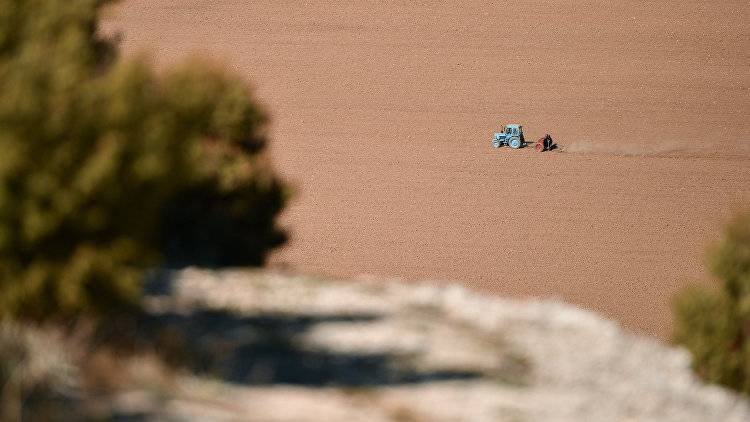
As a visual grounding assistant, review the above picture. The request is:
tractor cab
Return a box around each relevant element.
[505,124,521,136]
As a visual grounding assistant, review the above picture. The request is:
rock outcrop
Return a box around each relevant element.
[123,268,748,421]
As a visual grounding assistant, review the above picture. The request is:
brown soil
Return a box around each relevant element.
[105,0,750,338]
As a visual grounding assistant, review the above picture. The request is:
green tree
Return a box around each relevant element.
[0,0,287,319]
[674,212,750,393]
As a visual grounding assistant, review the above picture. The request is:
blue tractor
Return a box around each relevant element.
[492,124,525,149]
[492,124,556,152]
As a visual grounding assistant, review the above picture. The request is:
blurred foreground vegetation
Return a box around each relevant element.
[674,212,750,394]
[0,0,287,320]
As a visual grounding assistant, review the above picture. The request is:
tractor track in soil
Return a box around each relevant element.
[105,0,750,338]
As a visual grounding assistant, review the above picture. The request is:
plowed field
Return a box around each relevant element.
[106,0,750,337]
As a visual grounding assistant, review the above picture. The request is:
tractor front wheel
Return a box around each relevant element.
[492,140,501,148]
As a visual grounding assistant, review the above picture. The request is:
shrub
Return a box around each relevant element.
[674,212,750,393]
[0,0,287,320]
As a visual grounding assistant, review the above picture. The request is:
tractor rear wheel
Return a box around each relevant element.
[509,138,522,149]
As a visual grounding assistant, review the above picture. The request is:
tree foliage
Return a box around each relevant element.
[0,0,287,319]
[674,212,750,393]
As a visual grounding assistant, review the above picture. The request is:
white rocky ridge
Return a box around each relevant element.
[132,268,748,421]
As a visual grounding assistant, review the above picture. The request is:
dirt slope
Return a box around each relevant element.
[104,0,750,337]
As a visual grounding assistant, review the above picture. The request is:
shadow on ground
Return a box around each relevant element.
[128,273,483,387]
